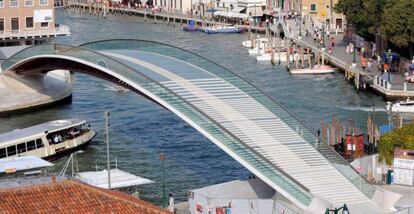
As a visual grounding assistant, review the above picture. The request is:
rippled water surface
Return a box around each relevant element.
[0,11,389,204]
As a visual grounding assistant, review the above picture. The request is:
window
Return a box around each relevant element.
[11,18,19,32]
[35,139,44,149]
[17,143,26,154]
[0,148,6,158]
[40,22,48,28]
[0,18,4,32]
[25,0,33,6]
[0,0,4,8]
[39,0,47,5]
[10,0,18,7]
[310,4,317,12]
[27,140,36,151]
[7,145,16,156]
[26,17,33,28]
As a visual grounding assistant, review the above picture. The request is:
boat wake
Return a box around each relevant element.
[337,105,387,112]
[102,84,129,92]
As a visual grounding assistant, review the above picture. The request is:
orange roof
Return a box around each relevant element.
[0,177,171,214]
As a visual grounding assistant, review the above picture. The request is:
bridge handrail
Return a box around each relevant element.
[1,42,313,205]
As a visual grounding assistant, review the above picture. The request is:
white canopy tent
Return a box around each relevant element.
[75,168,154,189]
[214,10,249,19]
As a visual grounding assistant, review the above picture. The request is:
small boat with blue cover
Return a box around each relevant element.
[182,20,200,32]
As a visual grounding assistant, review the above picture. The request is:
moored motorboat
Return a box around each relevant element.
[248,47,265,56]
[289,64,336,75]
[182,24,200,32]
[387,99,414,113]
[242,37,268,48]
[204,26,244,34]
[0,119,96,160]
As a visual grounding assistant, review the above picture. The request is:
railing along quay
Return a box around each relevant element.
[0,26,70,40]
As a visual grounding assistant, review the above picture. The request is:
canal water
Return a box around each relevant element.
[0,11,389,204]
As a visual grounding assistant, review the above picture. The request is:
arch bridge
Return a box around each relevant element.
[0,40,383,213]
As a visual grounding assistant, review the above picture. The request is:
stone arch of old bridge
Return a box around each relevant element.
[1,39,382,213]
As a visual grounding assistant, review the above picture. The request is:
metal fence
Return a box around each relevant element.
[394,207,414,214]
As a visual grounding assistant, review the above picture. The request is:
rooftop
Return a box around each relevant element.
[0,119,86,144]
[0,156,53,173]
[0,176,171,213]
[75,168,154,189]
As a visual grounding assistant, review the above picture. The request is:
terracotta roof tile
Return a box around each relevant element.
[0,177,172,214]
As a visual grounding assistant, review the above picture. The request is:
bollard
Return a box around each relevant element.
[404,82,407,91]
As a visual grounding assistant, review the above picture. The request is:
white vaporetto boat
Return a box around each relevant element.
[387,99,414,113]
[0,119,96,160]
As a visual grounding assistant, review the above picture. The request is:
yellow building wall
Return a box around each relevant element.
[301,0,345,30]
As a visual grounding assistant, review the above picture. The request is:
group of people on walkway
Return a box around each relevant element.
[309,28,336,53]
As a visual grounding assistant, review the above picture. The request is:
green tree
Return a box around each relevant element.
[334,0,363,26]
[362,0,386,35]
[381,0,414,58]
[334,0,370,37]
[379,124,414,165]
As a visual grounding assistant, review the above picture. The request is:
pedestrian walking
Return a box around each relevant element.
[367,59,372,72]
[361,46,366,58]
[384,63,389,73]
[361,57,367,71]
[372,43,377,58]
[331,37,335,47]
[168,193,174,212]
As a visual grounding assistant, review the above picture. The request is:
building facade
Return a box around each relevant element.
[266,0,300,13]
[151,0,192,15]
[301,0,345,31]
[0,0,69,46]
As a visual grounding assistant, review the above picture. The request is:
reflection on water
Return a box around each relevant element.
[0,11,389,204]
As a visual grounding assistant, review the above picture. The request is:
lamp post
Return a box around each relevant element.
[352,44,357,67]
[372,102,376,154]
[104,111,111,189]
[325,204,350,214]
[160,151,166,208]
[322,23,326,49]
[298,5,302,38]
[387,49,392,73]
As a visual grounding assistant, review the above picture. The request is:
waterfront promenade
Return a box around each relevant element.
[282,19,414,99]
[63,2,266,32]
